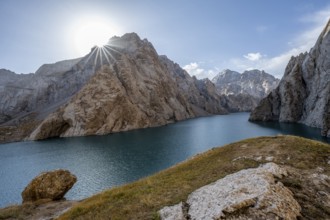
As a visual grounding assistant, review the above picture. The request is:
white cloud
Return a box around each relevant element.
[244,52,263,61]
[183,62,204,75]
[256,25,268,33]
[229,6,330,78]
[184,6,330,80]
[183,62,218,79]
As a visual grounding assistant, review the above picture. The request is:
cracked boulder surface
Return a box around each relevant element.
[159,163,301,220]
[22,169,77,203]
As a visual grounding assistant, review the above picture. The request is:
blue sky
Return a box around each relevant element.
[0,0,329,78]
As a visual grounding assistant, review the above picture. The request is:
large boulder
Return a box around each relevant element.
[159,163,301,220]
[21,169,77,203]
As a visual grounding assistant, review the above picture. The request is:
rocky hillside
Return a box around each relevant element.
[0,33,228,142]
[212,69,279,111]
[250,19,330,137]
[0,56,97,126]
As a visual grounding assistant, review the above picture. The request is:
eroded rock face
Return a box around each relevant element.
[212,69,279,99]
[0,33,229,142]
[160,56,228,115]
[27,33,228,140]
[159,163,301,220]
[0,58,91,126]
[22,170,77,203]
[250,19,330,137]
[220,93,260,112]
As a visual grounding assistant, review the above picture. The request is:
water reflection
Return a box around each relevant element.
[0,113,328,207]
[252,121,329,143]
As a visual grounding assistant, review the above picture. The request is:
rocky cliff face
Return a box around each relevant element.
[35,58,81,76]
[212,69,279,111]
[0,55,100,126]
[250,19,330,137]
[220,93,260,112]
[0,33,228,141]
[160,55,227,115]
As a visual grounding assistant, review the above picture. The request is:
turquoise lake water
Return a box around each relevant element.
[0,112,328,207]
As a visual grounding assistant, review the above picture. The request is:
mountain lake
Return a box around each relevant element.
[0,112,329,207]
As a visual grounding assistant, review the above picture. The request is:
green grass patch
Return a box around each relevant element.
[56,135,330,220]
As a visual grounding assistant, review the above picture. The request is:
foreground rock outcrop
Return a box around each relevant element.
[159,163,301,220]
[212,69,279,111]
[0,33,228,142]
[21,170,76,203]
[250,19,330,137]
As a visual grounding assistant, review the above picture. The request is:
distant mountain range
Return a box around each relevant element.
[212,69,279,99]
[212,69,279,112]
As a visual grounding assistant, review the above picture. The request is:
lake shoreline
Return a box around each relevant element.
[0,113,329,208]
[1,135,329,219]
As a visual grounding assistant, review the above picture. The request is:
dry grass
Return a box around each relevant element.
[54,135,330,220]
[0,200,76,220]
[0,200,48,220]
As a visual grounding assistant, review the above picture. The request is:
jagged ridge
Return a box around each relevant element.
[212,69,279,111]
[0,33,228,142]
[250,19,330,137]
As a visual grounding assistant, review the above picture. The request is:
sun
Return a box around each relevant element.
[72,16,116,56]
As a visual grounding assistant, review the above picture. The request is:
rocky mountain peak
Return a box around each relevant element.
[0,32,229,142]
[242,69,265,77]
[250,19,330,137]
[0,69,17,80]
[212,69,279,98]
[35,58,82,76]
[210,69,279,112]
[120,32,142,42]
[212,69,240,85]
[220,69,240,77]
[106,32,155,55]
[317,18,330,42]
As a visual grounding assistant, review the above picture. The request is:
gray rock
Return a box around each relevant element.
[212,69,279,111]
[220,93,260,112]
[159,163,301,220]
[212,69,279,99]
[159,56,228,115]
[0,55,98,126]
[35,58,81,76]
[159,202,185,220]
[250,19,330,137]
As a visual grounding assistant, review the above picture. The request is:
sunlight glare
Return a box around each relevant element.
[73,17,115,56]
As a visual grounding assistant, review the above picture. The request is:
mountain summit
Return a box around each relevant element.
[212,69,279,111]
[0,33,228,142]
[250,19,330,137]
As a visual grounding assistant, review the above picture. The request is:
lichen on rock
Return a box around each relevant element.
[21,169,77,203]
[159,163,301,220]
